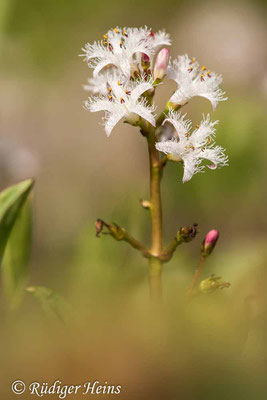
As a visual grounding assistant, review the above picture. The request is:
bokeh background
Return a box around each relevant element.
[0,0,267,398]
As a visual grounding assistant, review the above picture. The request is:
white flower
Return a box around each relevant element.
[83,71,122,95]
[156,111,228,182]
[82,26,171,79]
[168,55,227,110]
[84,75,156,136]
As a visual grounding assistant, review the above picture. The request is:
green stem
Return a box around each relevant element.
[146,130,163,301]
[149,257,162,302]
[100,220,151,258]
[156,103,182,127]
[160,238,182,262]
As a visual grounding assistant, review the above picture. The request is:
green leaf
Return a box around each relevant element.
[0,179,34,263]
[26,286,72,324]
[2,198,33,307]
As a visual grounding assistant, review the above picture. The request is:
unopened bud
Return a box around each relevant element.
[201,229,219,257]
[179,223,198,242]
[95,218,104,237]
[199,275,230,294]
[153,48,169,81]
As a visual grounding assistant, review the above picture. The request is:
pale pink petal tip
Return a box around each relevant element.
[205,229,219,245]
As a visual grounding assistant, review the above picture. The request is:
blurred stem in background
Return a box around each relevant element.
[188,255,205,296]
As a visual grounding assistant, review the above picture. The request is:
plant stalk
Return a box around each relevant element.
[146,129,163,302]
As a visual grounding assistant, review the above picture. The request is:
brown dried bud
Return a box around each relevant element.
[95,218,104,237]
[179,223,198,242]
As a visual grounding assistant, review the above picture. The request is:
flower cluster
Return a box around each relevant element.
[81,26,228,182]
[82,26,171,78]
[156,112,228,182]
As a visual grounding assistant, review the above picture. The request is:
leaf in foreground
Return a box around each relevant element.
[0,179,34,263]
[2,198,33,307]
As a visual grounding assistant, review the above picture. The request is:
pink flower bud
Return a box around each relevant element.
[153,48,169,81]
[201,229,219,257]
[205,229,219,245]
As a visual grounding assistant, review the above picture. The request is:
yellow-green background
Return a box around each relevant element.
[0,0,267,398]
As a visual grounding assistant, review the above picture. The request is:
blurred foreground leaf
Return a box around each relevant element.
[2,198,33,307]
[0,179,34,263]
[26,286,72,324]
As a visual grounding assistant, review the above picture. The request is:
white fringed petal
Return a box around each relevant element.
[168,55,227,110]
[84,75,156,136]
[82,27,171,79]
[156,111,228,182]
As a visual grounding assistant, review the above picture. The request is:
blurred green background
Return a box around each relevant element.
[0,0,267,399]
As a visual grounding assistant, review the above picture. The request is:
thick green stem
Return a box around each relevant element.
[146,130,163,301]
[149,257,162,302]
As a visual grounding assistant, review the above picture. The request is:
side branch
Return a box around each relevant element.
[158,155,169,170]
[156,103,183,127]
[95,219,151,258]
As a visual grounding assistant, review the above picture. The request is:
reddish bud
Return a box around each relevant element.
[153,48,169,81]
[201,229,219,257]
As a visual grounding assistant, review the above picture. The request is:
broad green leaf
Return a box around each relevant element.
[26,286,72,324]
[2,198,33,307]
[0,179,34,263]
